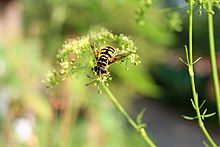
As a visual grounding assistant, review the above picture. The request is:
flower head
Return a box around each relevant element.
[44,28,140,88]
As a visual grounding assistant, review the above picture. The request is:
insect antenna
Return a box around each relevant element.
[87,75,95,79]
[85,79,97,86]
[85,75,97,86]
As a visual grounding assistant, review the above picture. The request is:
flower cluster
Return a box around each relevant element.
[166,12,183,32]
[185,0,220,15]
[44,69,59,88]
[44,28,140,88]
[135,0,153,25]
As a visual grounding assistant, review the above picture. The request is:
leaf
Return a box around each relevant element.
[184,45,190,64]
[193,57,202,64]
[202,109,208,120]
[190,99,196,110]
[136,108,146,125]
[203,141,210,147]
[182,115,198,120]
[136,108,147,130]
[179,57,188,66]
[138,123,147,129]
[199,100,206,109]
[202,109,208,116]
[203,112,216,118]
[201,108,215,120]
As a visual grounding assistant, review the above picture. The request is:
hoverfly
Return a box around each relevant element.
[94,46,116,76]
[86,45,130,86]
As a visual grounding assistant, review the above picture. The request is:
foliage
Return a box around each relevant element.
[3,0,220,146]
[180,0,219,146]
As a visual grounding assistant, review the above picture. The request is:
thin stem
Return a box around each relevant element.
[187,1,217,146]
[189,1,193,65]
[101,83,156,147]
[208,4,220,126]
[190,76,217,147]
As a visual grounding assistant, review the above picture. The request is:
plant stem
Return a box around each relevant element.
[207,4,220,126]
[187,1,217,147]
[101,83,156,147]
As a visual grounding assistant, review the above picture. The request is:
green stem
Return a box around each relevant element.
[101,83,156,147]
[189,1,193,65]
[187,1,217,147]
[190,76,217,147]
[207,4,220,126]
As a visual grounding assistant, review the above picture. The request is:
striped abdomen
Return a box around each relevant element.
[94,46,115,75]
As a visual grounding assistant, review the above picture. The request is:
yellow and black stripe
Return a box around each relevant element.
[94,46,116,75]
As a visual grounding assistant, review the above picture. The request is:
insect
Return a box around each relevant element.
[93,45,116,76]
[86,45,130,86]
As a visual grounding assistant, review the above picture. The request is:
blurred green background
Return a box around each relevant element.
[0,0,220,147]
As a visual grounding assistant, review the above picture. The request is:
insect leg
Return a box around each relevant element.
[85,79,97,86]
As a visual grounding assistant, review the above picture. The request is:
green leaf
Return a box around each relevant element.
[182,115,198,120]
[136,108,146,125]
[190,99,196,110]
[203,141,210,147]
[179,57,188,66]
[193,57,202,64]
[199,100,206,109]
[184,45,190,64]
[202,109,208,120]
[204,112,216,118]
[202,108,208,116]
[138,124,147,129]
